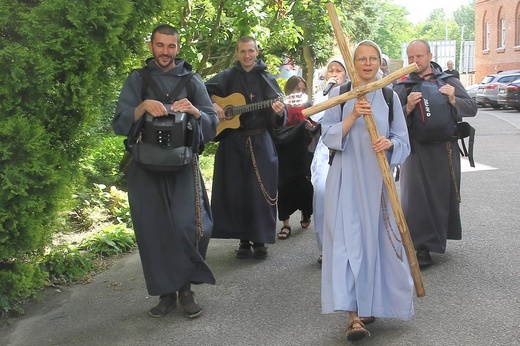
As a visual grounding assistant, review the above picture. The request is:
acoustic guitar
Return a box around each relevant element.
[211,92,308,141]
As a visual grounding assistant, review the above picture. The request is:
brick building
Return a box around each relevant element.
[475,0,520,81]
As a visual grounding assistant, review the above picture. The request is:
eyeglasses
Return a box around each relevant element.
[356,56,380,64]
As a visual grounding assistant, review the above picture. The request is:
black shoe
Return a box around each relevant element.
[148,293,177,318]
[235,242,252,259]
[252,244,268,259]
[416,247,433,268]
[178,290,202,319]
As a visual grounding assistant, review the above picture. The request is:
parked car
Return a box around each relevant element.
[465,84,479,104]
[476,70,520,109]
[497,78,520,112]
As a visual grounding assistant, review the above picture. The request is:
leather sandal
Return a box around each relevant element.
[277,226,292,240]
[345,319,370,341]
[300,218,311,229]
[148,293,177,318]
[179,290,202,319]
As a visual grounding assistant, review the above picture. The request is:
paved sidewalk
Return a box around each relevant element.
[2,110,520,345]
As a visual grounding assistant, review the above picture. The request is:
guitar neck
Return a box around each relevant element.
[232,98,280,116]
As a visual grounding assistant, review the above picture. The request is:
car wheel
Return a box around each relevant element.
[515,106,520,112]
[491,104,501,110]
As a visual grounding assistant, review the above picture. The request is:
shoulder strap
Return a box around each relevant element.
[260,72,282,97]
[382,86,394,123]
[137,67,194,103]
[339,82,351,112]
[457,122,476,167]
[137,67,167,102]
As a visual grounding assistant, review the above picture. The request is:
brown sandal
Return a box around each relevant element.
[345,319,370,341]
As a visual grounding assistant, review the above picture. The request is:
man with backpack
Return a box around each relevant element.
[113,24,218,318]
[394,40,477,268]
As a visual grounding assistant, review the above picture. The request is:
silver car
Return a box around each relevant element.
[465,84,479,103]
[476,71,520,109]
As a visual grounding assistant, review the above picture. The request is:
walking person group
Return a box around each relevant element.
[114,23,476,342]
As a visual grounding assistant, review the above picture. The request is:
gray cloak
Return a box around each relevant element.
[394,63,477,253]
[113,58,218,295]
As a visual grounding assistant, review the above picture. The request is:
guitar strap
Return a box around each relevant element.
[261,72,282,98]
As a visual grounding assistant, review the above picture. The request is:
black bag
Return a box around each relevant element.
[401,73,458,143]
[130,112,198,172]
[123,71,199,172]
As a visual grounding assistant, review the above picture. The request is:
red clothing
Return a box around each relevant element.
[286,105,306,126]
[287,104,317,126]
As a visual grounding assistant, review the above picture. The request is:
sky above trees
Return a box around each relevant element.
[392,0,474,23]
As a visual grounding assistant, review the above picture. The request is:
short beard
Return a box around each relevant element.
[155,55,174,69]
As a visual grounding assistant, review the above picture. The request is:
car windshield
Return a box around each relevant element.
[481,75,495,84]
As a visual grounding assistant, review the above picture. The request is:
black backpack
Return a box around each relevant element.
[400,73,476,167]
[128,67,204,154]
[400,73,457,143]
[120,68,202,173]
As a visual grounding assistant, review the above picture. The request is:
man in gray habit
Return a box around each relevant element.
[113,24,218,318]
[394,39,477,268]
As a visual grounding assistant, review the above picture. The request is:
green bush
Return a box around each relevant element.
[0,0,161,314]
[80,224,135,258]
[80,135,128,190]
[0,260,47,314]
[69,184,131,233]
[40,246,95,285]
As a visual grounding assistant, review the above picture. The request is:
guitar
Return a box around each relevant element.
[211,92,308,140]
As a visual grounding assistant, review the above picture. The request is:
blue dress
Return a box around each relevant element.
[320,87,414,320]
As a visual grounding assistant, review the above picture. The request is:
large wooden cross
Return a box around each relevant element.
[302,3,425,298]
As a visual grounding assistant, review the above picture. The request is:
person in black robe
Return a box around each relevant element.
[113,25,218,318]
[394,40,477,268]
[205,36,286,259]
[445,60,460,79]
[273,75,315,239]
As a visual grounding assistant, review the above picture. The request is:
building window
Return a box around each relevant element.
[485,22,490,50]
[499,18,506,48]
[517,11,520,46]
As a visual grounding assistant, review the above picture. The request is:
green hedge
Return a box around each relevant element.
[0,0,160,314]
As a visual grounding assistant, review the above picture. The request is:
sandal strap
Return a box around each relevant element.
[347,319,365,329]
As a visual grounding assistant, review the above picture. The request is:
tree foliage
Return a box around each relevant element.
[454,1,475,40]
[372,1,415,59]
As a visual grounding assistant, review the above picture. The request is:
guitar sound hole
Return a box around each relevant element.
[224,108,234,120]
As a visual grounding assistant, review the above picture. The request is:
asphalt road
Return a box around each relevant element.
[1,107,519,346]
